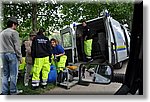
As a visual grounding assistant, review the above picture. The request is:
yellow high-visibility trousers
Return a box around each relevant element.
[32,56,50,86]
[57,55,67,72]
[51,55,67,73]
[84,39,93,57]
[19,57,26,70]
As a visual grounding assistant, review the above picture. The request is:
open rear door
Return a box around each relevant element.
[60,27,76,64]
[109,18,128,62]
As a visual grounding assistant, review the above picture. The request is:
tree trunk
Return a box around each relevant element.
[32,3,37,32]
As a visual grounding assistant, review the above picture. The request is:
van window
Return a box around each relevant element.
[49,34,61,44]
[111,19,126,43]
[62,32,72,48]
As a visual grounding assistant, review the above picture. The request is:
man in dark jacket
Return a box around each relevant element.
[31,28,51,89]
[82,20,93,60]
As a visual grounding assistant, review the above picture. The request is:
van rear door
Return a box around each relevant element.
[60,27,76,64]
[110,18,128,62]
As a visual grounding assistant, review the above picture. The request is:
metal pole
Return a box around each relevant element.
[78,64,83,83]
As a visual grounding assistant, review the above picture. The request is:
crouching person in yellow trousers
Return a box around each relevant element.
[31,28,51,90]
[50,38,67,83]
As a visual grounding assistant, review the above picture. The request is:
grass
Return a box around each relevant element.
[17,72,56,95]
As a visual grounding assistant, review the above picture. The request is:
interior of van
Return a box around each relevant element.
[76,17,109,63]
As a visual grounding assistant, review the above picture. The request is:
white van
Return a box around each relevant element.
[60,11,130,69]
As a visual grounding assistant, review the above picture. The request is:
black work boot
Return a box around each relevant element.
[32,86,39,90]
[41,85,47,89]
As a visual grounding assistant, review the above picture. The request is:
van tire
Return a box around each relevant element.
[114,62,123,69]
[112,73,125,83]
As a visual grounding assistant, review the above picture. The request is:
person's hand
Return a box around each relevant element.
[55,55,60,57]
[84,36,87,40]
[54,56,58,62]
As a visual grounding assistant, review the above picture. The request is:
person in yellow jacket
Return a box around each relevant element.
[31,28,51,89]
[50,38,67,83]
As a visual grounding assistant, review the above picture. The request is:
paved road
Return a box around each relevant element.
[44,61,128,95]
[114,61,128,74]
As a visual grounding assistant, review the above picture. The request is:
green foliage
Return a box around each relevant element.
[104,2,134,26]
[60,2,133,27]
[2,1,134,39]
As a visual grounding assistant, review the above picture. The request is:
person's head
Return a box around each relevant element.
[50,38,58,47]
[7,17,18,30]
[29,31,36,40]
[82,20,87,27]
[37,28,45,35]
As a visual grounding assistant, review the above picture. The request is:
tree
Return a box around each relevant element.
[32,3,38,31]
[2,1,134,39]
[3,2,33,39]
[2,2,61,38]
[59,2,133,28]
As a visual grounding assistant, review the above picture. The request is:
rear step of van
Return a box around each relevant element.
[92,55,105,63]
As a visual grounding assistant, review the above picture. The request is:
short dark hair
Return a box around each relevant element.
[37,28,45,35]
[7,21,17,28]
[81,19,86,23]
[7,17,18,28]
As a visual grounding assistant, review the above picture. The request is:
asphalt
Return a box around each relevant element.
[44,61,128,95]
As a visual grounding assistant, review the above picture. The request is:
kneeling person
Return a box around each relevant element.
[50,38,67,83]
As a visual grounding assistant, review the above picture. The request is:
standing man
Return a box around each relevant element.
[82,20,93,61]
[31,28,51,89]
[24,31,36,86]
[0,17,22,95]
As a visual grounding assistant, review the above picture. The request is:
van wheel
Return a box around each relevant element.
[112,73,125,83]
[114,62,123,69]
